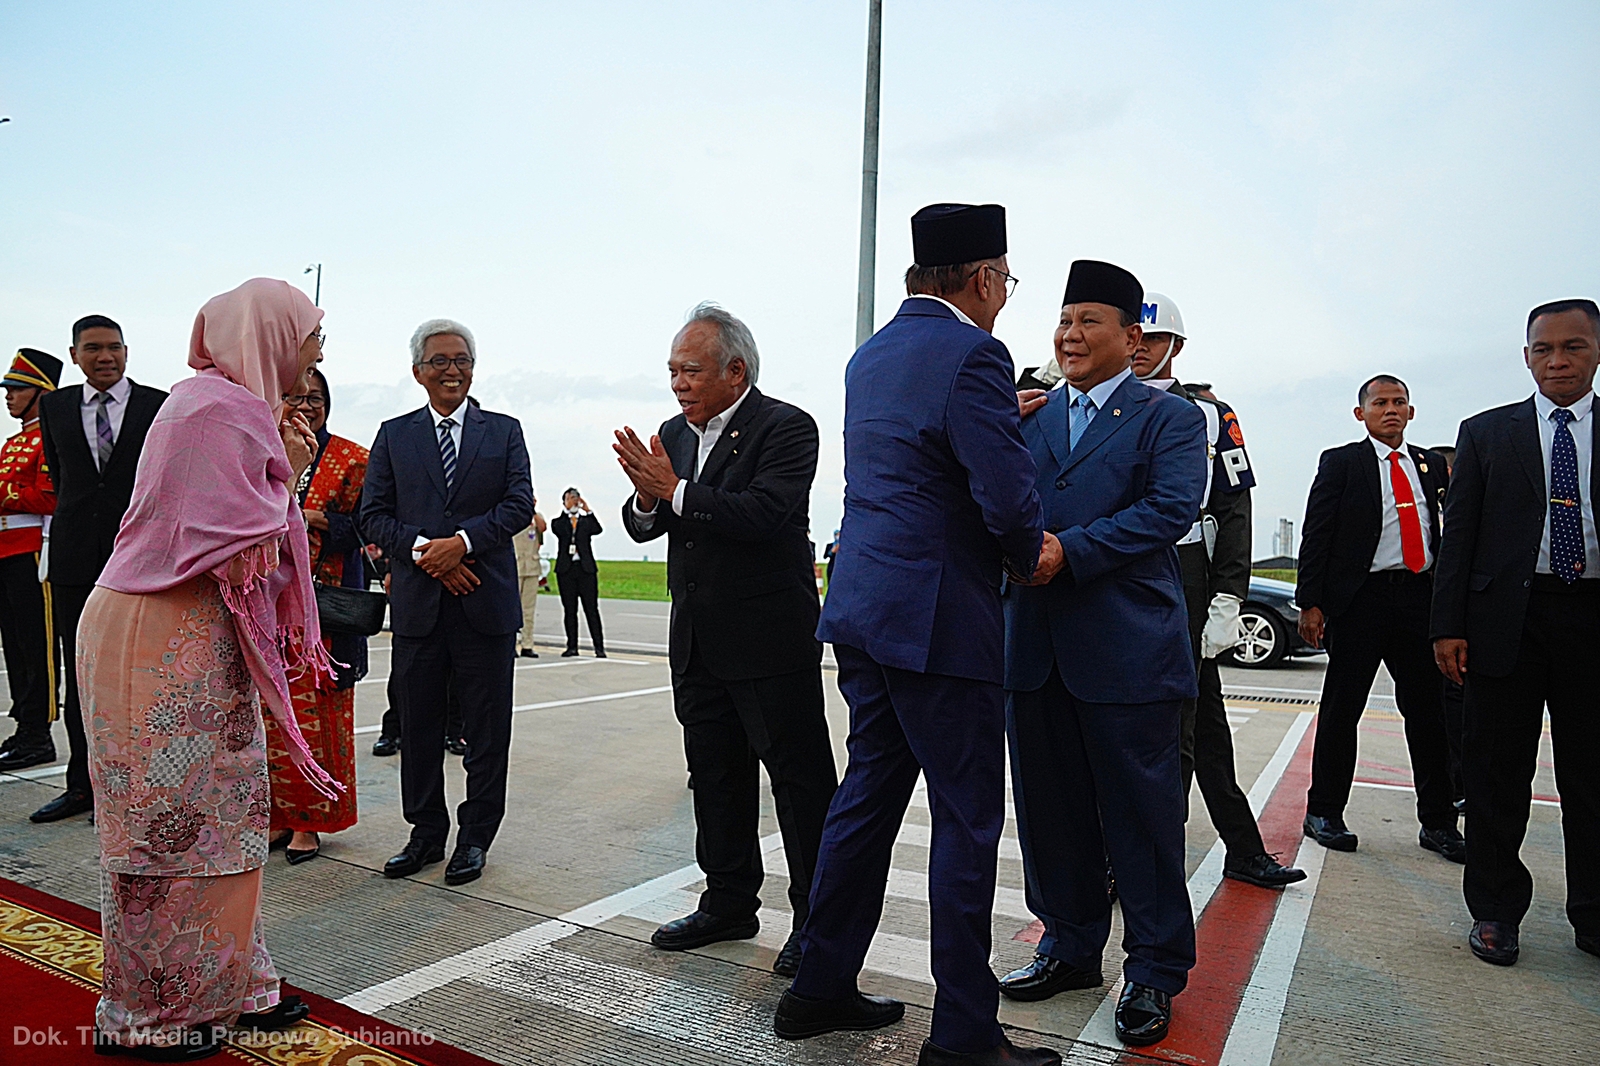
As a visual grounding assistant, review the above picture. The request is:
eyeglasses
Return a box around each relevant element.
[314,331,326,349]
[975,265,1019,298]
[426,354,476,371]
[284,394,327,409]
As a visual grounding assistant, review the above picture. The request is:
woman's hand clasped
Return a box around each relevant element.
[281,411,318,480]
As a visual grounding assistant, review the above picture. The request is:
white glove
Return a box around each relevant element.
[1200,593,1243,660]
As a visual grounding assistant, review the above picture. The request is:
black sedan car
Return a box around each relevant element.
[1224,576,1324,669]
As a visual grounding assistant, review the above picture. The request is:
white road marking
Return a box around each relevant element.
[1064,712,1315,1061]
[1350,778,1560,808]
[355,656,652,685]
[0,763,67,784]
[351,685,674,736]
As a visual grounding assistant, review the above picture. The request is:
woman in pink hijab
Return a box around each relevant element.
[82,278,340,1060]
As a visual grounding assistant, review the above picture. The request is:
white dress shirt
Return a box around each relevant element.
[79,376,133,470]
[633,385,753,527]
[1533,389,1599,577]
[1065,367,1133,435]
[906,293,979,327]
[412,402,472,556]
[1368,436,1433,572]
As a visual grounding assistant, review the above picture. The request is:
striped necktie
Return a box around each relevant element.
[1069,394,1096,452]
[438,417,457,492]
[1549,407,1584,583]
[94,391,115,471]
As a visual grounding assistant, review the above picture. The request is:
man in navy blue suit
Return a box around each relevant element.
[775,203,1065,1066]
[997,261,1206,1049]
[360,319,534,887]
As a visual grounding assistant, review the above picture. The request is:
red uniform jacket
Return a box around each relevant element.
[0,420,56,559]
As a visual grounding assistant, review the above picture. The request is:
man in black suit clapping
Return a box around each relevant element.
[613,302,837,977]
[1296,375,1462,862]
[28,316,166,824]
[361,318,534,886]
[1433,299,1600,967]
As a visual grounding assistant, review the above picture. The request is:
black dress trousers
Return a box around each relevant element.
[50,582,96,794]
[1307,569,1456,829]
[672,639,836,925]
[392,593,516,851]
[558,566,604,653]
[0,553,50,734]
[1463,577,1600,934]
[1177,542,1265,858]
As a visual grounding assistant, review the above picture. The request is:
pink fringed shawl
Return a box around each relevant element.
[98,279,340,798]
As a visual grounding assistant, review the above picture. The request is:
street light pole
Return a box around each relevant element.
[304,263,322,307]
[854,0,883,349]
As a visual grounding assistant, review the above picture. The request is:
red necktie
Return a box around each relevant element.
[1388,451,1427,573]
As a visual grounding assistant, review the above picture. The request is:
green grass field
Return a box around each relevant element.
[542,560,669,602]
[1251,568,1297,583]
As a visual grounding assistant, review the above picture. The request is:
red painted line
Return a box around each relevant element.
[1131,718,1319,1065]
[1015,918,1044,944]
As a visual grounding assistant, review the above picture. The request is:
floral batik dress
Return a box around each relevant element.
[80,572,283,1042]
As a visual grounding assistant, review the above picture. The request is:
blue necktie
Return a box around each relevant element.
[438,417,457,492]
[1069,395,1096,452]
[1550,407,1584,583]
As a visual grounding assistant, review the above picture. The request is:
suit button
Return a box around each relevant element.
[1055,479,1066,490]
[1524,579,1531,588]
[687,581,697,592]
[685,541,694,549]
[97,482,105,489]
[444,510,452,517]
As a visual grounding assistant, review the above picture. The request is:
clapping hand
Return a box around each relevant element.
[613,426,681,510]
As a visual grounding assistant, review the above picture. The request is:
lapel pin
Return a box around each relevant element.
[1113,408,1121,416]
[1420,462,1429,473]
[730,430,739,438]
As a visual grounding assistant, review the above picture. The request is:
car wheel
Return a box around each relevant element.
[1228,607,1287,669]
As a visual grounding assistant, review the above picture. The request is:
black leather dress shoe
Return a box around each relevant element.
[0,733,55,771]
[382,840,445,879]
[519,648,537,658]
[1303,814,1358,852]
[1224,852,1307,889]
[445,735,468,757]
[561,647,579,657]
[773,989,903,1039]
[1419,826,1467,864]
[236,994,311,1030]
[1114,983,1172,1046]
[773,931,803,976]
[998,954,1102,1001]
[371,734,400,757]
[31,788,94,823]
[444,845,487,885]
[917,1034,1062,1065]
[594,648,607,658]
[1576,932,1600,959]
[1470,920,1519,966]
[651,909,759,951]
[94,1026,220,1060]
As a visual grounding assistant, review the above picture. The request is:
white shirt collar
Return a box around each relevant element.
[428,401,467,427]
[1068,366,1133,411]
[1368,435,1410,460]
[1534,388,1595,423]
[1146,377,1180,392]
[82,376,132,406]
[688,384,752,439]
[907,294,978,328]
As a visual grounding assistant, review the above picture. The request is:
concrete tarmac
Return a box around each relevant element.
[2,597,1595,1064]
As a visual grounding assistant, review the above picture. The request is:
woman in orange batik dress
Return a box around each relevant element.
[266,366,368,864]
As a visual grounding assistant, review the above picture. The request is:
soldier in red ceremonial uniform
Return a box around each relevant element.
[0,349,63,772]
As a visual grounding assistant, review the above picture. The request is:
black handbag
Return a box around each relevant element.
[310,527,387,637]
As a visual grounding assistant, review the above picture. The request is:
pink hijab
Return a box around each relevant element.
[99,278,340,797]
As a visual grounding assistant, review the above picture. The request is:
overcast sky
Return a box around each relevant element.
[4,1,1598,563]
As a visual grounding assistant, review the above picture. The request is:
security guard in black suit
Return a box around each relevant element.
[1296,374,1461,860]
[1433,298,1600,967]
[1130,294,1302,890]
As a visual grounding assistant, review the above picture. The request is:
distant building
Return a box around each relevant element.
[1253,555,1297,571]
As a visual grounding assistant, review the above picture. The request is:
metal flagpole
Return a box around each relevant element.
[854,0,883,348]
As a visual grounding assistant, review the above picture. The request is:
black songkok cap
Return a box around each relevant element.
[911,203,1007,268]
[1062,260,1143,321]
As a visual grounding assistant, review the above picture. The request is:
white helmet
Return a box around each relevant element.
[1139,292,1186,339]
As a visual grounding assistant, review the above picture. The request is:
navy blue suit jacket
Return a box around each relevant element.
[817,298,1045,685]
[359,402,534,638]
[1004,376,1207,702]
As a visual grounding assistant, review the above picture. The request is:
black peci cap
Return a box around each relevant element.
[911,203,1007,268]
[1062,260,1143,320]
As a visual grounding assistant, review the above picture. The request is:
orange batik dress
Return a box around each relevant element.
[264,432,369,834]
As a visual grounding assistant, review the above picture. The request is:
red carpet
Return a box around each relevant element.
[0,875,500,1066]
